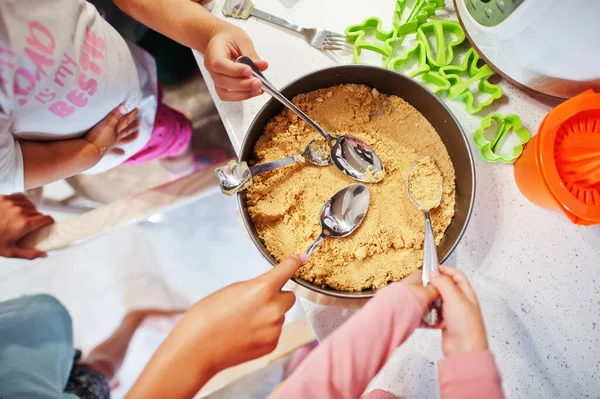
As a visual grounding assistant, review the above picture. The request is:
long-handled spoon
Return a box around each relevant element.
[237,56,385,183]
[216,138,331,195]
[407,157,444,326]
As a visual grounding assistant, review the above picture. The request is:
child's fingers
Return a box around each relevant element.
[19,214,54,236]
[215,86,262,101]
[254,59,268,72]
[7,196,36,210]
[110,148,126,156]
[116,109,139,133]
[438,265,479,305]
[207,55,252,78]
[5,193,30,202]
[261,254,307,290]
[235,36,268,72]
[430,274,466,306]
[100,105,127,129]
[212,74,261,92]
[117,131,140,146]
[118,120,141,139]
[7,246,47,260]
[19,208,44,217]
[402,269,425,285]
[277,291,297,313]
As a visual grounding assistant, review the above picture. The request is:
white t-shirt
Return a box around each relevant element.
[0,0,158,194]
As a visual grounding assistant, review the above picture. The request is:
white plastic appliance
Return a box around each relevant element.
[454,0,600,99]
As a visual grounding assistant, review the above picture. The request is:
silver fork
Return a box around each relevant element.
[223,1,348,51]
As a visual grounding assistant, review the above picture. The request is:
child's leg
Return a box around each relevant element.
[77,309,184,387]
[0,295,77,398]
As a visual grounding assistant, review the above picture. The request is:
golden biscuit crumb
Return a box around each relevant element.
[246,84,456,292]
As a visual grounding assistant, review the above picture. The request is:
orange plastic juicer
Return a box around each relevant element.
[514,89,600,226]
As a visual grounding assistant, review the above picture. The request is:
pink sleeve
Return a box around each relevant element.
[269,284,422,399]
[438,350,504,399]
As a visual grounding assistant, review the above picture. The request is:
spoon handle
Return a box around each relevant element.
[249,155,300,176]
[305,234,326,256]
[236,56,332,143]
[422,212,438,284]
[422,211,442,326]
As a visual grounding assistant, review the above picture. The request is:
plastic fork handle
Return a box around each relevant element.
[249,7,303,34]
[236,56,334,144]
[422,211,442,326]
[305,234,326,256]
[249,155,300,176]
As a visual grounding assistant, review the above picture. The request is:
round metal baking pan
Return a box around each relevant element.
[237,65,475,299]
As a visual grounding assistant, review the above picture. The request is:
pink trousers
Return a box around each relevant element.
[123,88,192,166]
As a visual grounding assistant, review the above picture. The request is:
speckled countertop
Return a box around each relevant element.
[194,0,600,397]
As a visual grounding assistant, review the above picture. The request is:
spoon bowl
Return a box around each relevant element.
[303,138,331,166]
[237,56,385,183]
[406,160,443,211]
[332,136,385,182]
[306,184,370,256]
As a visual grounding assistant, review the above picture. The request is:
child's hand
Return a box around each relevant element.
[163,255,304,373]
[0,194,54,260]
[84,105,140,157]
[430,265,489,356]
[204,22,268,101]
[400,270,440,313]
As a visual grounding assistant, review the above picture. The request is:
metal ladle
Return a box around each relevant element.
[306,184,370,256]
[236,56,385,183]
[407,159,443,326]
[215,138,331,195]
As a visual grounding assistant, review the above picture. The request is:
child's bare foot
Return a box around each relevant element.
[79,308,186,389]
[160,147,229,180]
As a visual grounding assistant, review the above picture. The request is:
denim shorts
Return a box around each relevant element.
[0,294,109,399]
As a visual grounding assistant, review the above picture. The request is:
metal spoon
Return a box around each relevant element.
[215,138,331,195]
[406,159,443,326]
[236,56,385,183]
[306,184,370,256]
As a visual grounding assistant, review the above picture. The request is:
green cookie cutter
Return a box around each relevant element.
[439,48,503,114]
[394,0,444,36]
[388,39,430,77]
[346,17,395,64]
[417,20,466,69]
[473,113,531,163]
[388,38,450,94]
[415,70,451,94]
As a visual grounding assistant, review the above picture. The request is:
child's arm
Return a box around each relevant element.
[114,0,268,101]
[431,265,504,399]
[125,256,305,399]
[438,351,503,399]
[20,106,139,190]
[113,0,223,55]
[269,274,438,399]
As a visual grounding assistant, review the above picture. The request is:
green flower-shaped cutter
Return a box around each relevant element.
[439,48,503,114]
[393,0,444,36]
[388,38,450,94]
[473,113,531,163]
[416,20,465,69]
[346,17,395,64]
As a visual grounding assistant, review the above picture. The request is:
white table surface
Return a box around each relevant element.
[194,1,600,397]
